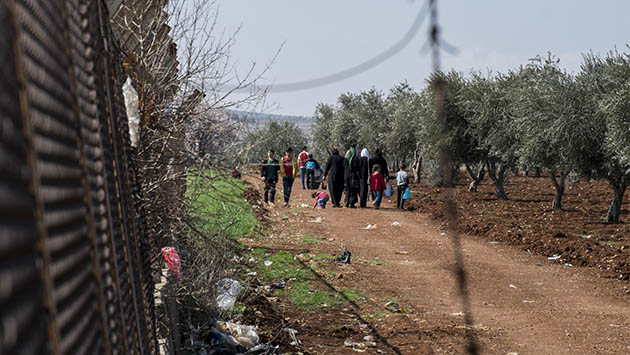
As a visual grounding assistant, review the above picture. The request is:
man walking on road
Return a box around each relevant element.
[260,149,280,206]
[280,147,298,207]
[298,146,309,189]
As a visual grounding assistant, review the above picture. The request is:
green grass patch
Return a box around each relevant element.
[300,234,325,244]
[232,302,246,314]
[288,282,341,310]
[259,250,309,281]
[340,288,366,303]
[187,169,258,239]
[288,282,366,310]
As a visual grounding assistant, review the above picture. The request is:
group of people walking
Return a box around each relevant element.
[322,145,409,209]
[260,145,410,210]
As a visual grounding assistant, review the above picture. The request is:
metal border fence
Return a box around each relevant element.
[0,0,156,353]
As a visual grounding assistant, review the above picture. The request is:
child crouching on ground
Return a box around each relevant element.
[312,191,329,209]
[369,164,386,209]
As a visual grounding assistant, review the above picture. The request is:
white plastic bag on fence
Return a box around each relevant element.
[122,77,140,148]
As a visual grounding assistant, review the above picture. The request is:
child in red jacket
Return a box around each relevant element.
[312,191,329,209]
[369,164,386,209]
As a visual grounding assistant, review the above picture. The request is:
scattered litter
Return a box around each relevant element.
[440,232,446,236]
[563,263,573,267]
[364,224,377,230]
[509,284,518,289]
[363,335,375,342]
[451,312,464,316]
[300,203,310,208]
[308,216,322,223]
[335,247,351,264]
[248,257,256,263]
[271,280,286,289]
[394,250,409,255]
[391,221,401,226]
[584,235,593,239]
[507,352,519,355]
[216,278,242,312]
[548,254,561,260]
[215,321,260,350]
[246,271,257,277]
[523,300,536,304]
[284,327,300,346]
[161,247,181,281]
[385,301,404,313]
[489,241,499,244]
[344,338,375,351]
[263,260,273,267]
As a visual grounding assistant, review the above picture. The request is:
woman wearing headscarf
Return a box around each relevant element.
[343,144,361,208]
[324,148,345,207]
[358,148,370,208]
[369,148,389,181]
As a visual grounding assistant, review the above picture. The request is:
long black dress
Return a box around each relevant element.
[324,153,345,207]
[369,153,389,181]
[358,156,370,207]
[343,155,361,208]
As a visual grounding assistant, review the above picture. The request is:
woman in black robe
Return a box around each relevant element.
[343,145,361,208]
[324,148,345,208]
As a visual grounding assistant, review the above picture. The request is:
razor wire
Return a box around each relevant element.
[429,0,480,354]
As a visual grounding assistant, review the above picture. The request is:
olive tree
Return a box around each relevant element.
[514,55,599,210]
[578,50,630,223]
[460,72,520,200]
[239,121,308,164]
[383,82,423,177]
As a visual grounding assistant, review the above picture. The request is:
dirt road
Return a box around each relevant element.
[248,178,630,354]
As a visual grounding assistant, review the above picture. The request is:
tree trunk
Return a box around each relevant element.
[605,179,627,224]
[550,171,568,210]
[465,163,485,192]
[534,167,541,178]
[485,159,509,200]
[412,157,422,182]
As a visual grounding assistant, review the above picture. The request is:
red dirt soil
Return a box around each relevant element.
[406,175,630,281]
[239,174,630,354]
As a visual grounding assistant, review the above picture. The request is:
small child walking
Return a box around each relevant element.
[396,163,410,209]
[369,164,386,209]
[312,191,329,209]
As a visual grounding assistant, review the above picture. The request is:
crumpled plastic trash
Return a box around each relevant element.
[301,203,310,208]
[122,77,140,148]
[391,221,401,226]
[385,301,404,313]
[364,224,377,230]
[284,327,299,346]
[161,247,181,281]
[216,278,242,312]
[548,254,561,260]
[308,217,322,223]
[271,280,285,289]
[335,247,351,264]
[344,338,376,350]
[215,321,260,350]
[263,260,273,267]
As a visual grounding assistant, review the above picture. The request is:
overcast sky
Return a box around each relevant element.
[215,0,629,116]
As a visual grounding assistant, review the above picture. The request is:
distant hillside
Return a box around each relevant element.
[229,110,313,135]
